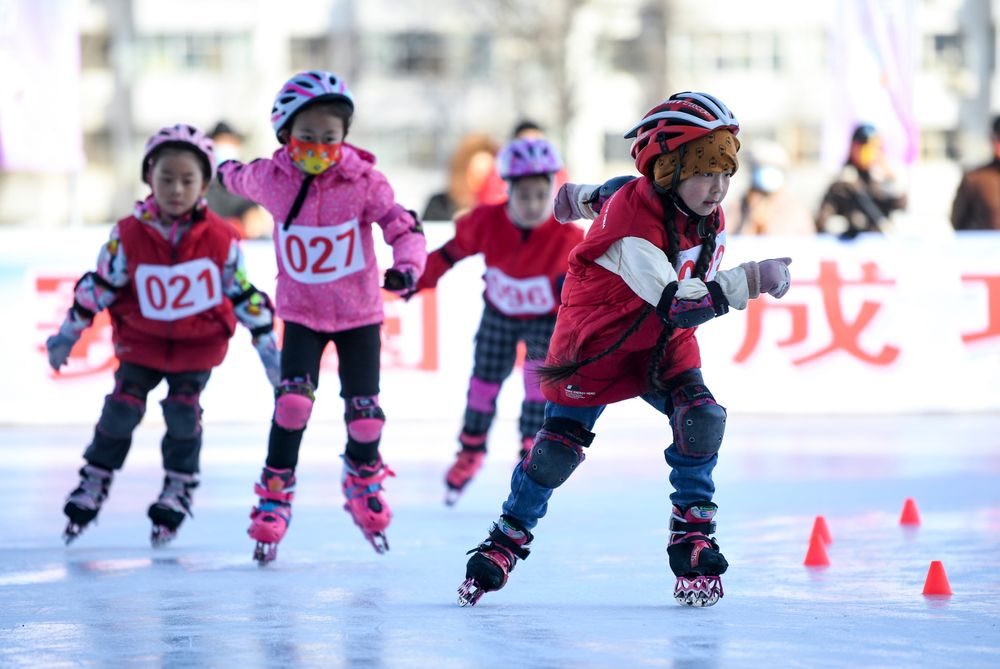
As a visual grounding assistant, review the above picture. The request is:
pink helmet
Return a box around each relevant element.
[497,138,563,179]
[271,70,355,142]
[142,123,216,183]
[624,91,739,175]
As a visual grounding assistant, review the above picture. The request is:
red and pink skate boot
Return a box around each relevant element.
[668,501,728,607]
[342,455,395,553]
[248,466,296,565]
[458,515,532,606]
[444,432,487,506]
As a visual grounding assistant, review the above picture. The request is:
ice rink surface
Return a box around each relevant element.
[1,412,998,668]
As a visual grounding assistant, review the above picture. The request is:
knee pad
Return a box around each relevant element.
[467,376,501,414]
[96,391,145,440]
[522,417,596,488]
[274,379,315,431]
[669,372,726,457]
[161,393,202,440]
[522,360,546,403]
[345,395,385,444]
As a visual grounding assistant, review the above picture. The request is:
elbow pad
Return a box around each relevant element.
[656,281,730,328]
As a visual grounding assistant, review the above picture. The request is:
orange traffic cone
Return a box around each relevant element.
[803,531,830,567]
[922,561,952,596]
[812,515,832,545]
[900,498,921,526]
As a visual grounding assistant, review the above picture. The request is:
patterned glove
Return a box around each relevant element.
[553,183,600,222]
[758,257,792,298]
[253,331,281,388]
[46,330,78,371]
[383,267,417,296]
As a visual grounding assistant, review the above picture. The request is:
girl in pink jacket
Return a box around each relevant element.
[218,70,426,563]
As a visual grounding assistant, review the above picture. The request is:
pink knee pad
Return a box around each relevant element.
[274,382,314,431]
[467,376,501,414]
[522,360,546,403]
[345,396,385,443]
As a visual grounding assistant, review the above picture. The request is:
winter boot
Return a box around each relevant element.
[63,464,114,544]
[667,501,728,607]
[147,470,198,547]
[248,466,296,565]
[458,515,533,606]
[342,454,395,553]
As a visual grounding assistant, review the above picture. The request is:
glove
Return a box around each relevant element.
[253,331,281,388]
[383,267,417,296]
[553,183,600,222]
[758,257,792,298]
[46,330,78,371]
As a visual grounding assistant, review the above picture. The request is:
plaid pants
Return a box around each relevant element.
[463,303,557,442]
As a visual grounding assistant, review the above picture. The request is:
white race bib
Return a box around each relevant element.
[278,220,365,284]
[484,267,556,316]
[674,230,727,280]
[134,258,223,321]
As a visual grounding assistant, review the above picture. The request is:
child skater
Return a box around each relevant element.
[413,138,584,505]
[47,123,280,547]
[457,92,793,607]
[216,70,426,562]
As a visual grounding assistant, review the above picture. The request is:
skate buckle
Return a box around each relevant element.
[458,578,486,607]
[674,575,724,607]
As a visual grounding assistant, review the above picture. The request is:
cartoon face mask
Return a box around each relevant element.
[288,137,343,175]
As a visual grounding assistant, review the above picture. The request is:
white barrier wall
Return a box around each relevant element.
[2,225,999,426]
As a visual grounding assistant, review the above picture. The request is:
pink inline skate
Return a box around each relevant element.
[342,455,395,553]
[248,466,296,565]
[444,432,488,505]
[667,501,728,606]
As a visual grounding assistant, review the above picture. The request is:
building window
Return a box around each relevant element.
[922,33,963,71]
[136,33,251,72]
[920,128,959,161]
[80,33,110,70]
[393,32,446,75]
[290,37,331,72]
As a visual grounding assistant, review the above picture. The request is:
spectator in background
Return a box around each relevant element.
[731,141,813,235]
[816,123,907,240]
[422,133,500,221]
[206,121,271,238]
[951,116,1000,230]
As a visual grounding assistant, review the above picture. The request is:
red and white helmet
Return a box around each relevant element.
[497,138,563,180]
[142,123,216,184]
[624,91,739,175]
[271,70,354,142]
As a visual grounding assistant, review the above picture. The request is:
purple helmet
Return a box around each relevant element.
[271,70,355,142]
[142,123,216,183]
[497,138,563,180]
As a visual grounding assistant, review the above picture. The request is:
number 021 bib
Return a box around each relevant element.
[134,258,223,321]
[278,220,364,284]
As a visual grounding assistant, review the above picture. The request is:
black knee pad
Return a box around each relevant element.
[669,372,726,457]
[161,395,202,440]
[96,392,145,440]
[523,417,595,488]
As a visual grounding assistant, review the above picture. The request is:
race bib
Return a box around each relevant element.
[484,267,556,316]
[278,220,364,284]
[134,258,222,321]
[674,230,727,280]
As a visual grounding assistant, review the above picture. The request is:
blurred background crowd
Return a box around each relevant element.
[1,0,999,237]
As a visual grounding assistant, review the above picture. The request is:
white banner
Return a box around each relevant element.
[2,226,999,425]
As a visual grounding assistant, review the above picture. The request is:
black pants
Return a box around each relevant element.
[85,361,211,474]
[266,321,381,469]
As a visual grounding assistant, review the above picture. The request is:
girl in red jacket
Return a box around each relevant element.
[46,124,279,547]
[458,92,793,608]
[414,138,583,505]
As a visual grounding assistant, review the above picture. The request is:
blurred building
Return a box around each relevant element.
[0,0,994,226]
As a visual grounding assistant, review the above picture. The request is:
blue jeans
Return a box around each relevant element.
[502,393,718,530]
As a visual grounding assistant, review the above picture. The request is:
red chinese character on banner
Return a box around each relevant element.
[733,260,900,366]
[961,274,1000,343]
[36,276,117,378]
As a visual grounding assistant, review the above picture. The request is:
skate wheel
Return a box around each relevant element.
[63,523,83,546]
[673,575,723,607]
[444,489,463,506]
[253,541,277,566]
[457,578,486,607]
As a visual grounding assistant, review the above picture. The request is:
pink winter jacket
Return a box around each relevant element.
[218,144,426,333]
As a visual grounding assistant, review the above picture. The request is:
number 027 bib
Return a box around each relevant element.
[278,220,364,284]
[134,258,223,321]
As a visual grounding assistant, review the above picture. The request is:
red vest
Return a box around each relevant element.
[109,210,239,372]
[542,177,727,406]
